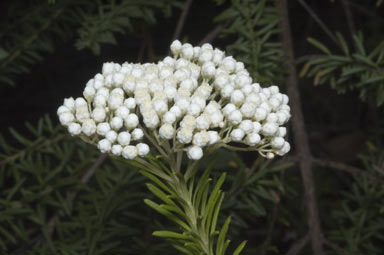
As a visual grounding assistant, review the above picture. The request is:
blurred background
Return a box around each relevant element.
[1,0,384,254]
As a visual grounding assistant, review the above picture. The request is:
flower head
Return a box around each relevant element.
[58,41,291,160]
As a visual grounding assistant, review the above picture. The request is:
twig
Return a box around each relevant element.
[295,54,324,65]
[0,134,67,166]
[312,157,384,185]
[296,0,339,46]
[341,0,357,38]
[198,20,231,46]
[169,0,194,54]
[285,233,310,255]
[323,238,356,255]
[46,153,108,236]
[276,1,324,255]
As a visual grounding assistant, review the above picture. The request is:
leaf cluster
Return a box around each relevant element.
[302,33,384,107]
[215,0,284,84]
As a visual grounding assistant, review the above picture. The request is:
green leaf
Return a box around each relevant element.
[307,37,332,55]
[233,240,247,255]
[216,216,231,255]
[153,230,190,240]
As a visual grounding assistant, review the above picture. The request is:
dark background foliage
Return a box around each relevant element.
[1,0,384,254]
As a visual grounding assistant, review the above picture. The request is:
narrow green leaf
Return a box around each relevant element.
[233,240,247,255]
[307,37,331,55]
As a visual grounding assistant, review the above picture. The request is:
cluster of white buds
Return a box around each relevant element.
[58,40,291,160]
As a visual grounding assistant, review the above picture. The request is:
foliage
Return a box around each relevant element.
[302,33,384,106]
[0,116,167,254]
[215,0,284,85]
[0,0,180,86]
[327,149,384,255]
[1,0,384,254]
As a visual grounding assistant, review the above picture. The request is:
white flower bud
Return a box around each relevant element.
[214,74,229,90]
[277,127,287,137]
[93,95,107,107]
[110,116,124,130]
[75,104,90,123]
[193,131,210,147]
[122,145,138,159]
[170,40,182,55]
[59,112,74,126]
[163,56,176,66]
[163,111,176,124]
[117,131,131,146]
[127,129,142,141]
[261,122,278,136]
[153,99,168,115]
[235,61,245,72]
[92,107,106,122]
[223,103,236,116]
[82,119,96,136]
[269,85,279,94]
[221,56,236,73]
[164,86,177,101]
[136,143,150,157]
[266,113,278,123]
[98,139,111,153]
[196,114,211,130]
[68,123,81,135]
[181,43,194,60]
[106,130,118,143]
[97,122,111,136]
[266,152,275,159]
[124,113,139,129]
[113,72,125,85]
[282,94,289,105]
[240,102,256,118]
[245,133,261,146]
[201,61,216,78]
[123,98,136,110]
[83,86,96,101]
[188,103,202,117]
[231,128,245,142]
[221,84,234,98]
[102,62,115,75]
[159,123,175,140]
[170,105,182,119]
[187,146,203,160]
[231,89,245,106]
[115,106,130,119]
[213,49,225,65]
[199,49,213,63]
[239,120,254,134]
[57,106,70,115]
[235,74,250,88]
[177,127,193,144]
[143,110,160,129]
[63,97,75,112]
[254,108,268,121]
[111,144,123,156]
[228,110,242,125]
[253,122,262,133]
[108,90,124,110]
[276,142,290,156]
[208,131,220,145]
[271,137,285,149]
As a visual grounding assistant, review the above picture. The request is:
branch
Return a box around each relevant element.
[198,20,231,46]
[169,0,194,54]
[46,153,108,236]
[296,0,339,46]
[341,0,357,38]
[312,157,384,185]
[285,233,310,255]
[276,1,324,254]
[323,238,357,255]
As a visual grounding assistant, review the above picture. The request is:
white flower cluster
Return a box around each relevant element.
[57,40,291,160]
